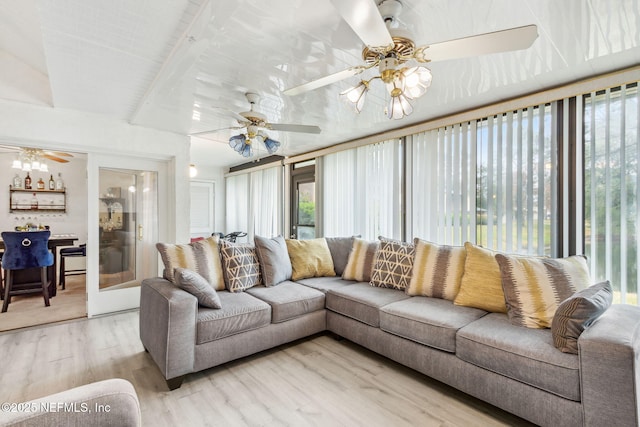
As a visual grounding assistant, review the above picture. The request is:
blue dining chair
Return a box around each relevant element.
[1,231,54,313]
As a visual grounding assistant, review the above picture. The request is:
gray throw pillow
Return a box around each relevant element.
[254,235,292,287]
[325,236,357,276]
[174,267,222,309]
[551,281,613,354]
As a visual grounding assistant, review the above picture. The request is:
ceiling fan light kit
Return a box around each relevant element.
[194,92,319,158]
[285,0,538,120]
[12,148,50,172]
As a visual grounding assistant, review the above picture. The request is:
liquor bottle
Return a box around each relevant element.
[37,178,45,190]
[56,173,64,190]
[24,172,32,189]
[31,193,38,209]
[49,174,55,190]
[12,174,22,189]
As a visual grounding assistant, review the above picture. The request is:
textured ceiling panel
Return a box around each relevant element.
[0,0,638,167]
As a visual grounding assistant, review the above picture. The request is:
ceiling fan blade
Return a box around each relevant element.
[42,153,69,163]
[190,126,245,137]
[46,151,73,157]
[211,107,248,123]
[417,25,538,63]
[284,65,368,96]
[269,124,321,134]
[330,0,393,49]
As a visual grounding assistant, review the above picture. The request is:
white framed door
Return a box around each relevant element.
[87,154,168,316]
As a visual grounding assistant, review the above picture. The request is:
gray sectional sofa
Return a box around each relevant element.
[140,238,640,427]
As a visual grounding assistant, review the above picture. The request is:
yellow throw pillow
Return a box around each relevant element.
[285,238,336,281]
[454,242,507,313]
[407,238,466,301]
[495,253,590,329]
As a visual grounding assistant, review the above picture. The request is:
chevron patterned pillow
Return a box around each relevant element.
[407,238,467,300]
[369,237,415,290]
[219,241,263,293]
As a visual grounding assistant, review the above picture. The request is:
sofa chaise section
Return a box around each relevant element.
[140,277,326,390]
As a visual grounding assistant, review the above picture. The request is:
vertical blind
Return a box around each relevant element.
[225,165,282,241]
[322,139,402,240]
[476,103,558,256]
[584,83,639,303]
[408,123,476,244]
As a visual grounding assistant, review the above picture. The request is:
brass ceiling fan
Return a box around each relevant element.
[191,92,321,157]
[284,0,538,119]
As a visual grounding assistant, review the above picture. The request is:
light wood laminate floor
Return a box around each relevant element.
[0,311,534,426]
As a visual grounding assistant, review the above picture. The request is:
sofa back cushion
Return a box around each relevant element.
[454,242,507,313]
[219,241,262,292]
[342,238,379,282]
[407,238,466,300]
[254,235,292,287]
[156,235,225,291]
[325,236,357,276]
[496,253,590,328]
[551,280,612,353]
[286,238,336,281]
[369,237,415,290]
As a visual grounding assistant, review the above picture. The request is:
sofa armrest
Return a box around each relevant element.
[578,304,640,427]
[140,277,197,384]
[0,378,140,427]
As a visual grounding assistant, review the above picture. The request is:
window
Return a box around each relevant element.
[584,84,639,304]
[322,139,402,240]
[476,104,558,255]
[225,166,282,242]
[409,123,476,244]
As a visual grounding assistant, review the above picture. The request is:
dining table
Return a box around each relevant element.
[0,233,79,297]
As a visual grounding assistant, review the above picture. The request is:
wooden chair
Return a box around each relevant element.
[1,231,54,312]
[59,243,86,290]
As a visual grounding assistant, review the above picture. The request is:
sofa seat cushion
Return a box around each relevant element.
[380,297,487,353]
[246,281,325,323]
[196,291,271,344]
[326,283,410,327]
[296,277,358,293]
[457,313,580,401]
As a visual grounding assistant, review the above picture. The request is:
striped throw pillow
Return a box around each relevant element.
[219,241,262,292]
[495,254,590,329]
[407,238,466,300]
[369,237,415,290]
[551,281,612,354]
[156,235,225,291]
[342,238,379,282]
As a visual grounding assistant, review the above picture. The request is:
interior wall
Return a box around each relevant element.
[0,98,190,244]
[0,151,88,243]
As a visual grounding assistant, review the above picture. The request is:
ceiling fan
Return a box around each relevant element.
[284,0,538,119]
[1,146,74,172]
[191,92,321,157]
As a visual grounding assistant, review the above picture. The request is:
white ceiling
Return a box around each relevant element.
[1,0,639,168]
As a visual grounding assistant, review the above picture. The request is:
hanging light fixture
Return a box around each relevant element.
[11,148,50,172]
[339,56,432,120]
[228,125,280,157]
[189,164,198,178]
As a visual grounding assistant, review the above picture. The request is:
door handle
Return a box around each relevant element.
[138,224,143,241]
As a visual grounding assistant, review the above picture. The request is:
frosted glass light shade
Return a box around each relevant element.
[387,93,413,120]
